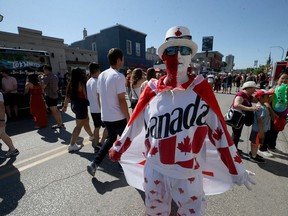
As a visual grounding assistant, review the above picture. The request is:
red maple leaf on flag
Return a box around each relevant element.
[150,147,158,156]
[189,208,196,214]
[234,153,242,164]
[188,177,195,183]
[194,158,200,170]
[154,180,160,185]
[213,127,223,140]
[190,196,198,201]
[114,140,122,147]
[178,188,184,194]
[177,136,192,155]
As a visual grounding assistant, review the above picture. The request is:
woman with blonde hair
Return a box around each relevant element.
[130,68,146,111]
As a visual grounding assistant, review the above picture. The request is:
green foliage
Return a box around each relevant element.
[221,61,227,67]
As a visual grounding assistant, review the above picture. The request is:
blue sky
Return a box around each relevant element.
[0,0,287,69]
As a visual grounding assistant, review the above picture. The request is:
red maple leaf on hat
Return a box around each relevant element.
[175,28,182,37]
[213,127,223,140]
[177,136,192,155]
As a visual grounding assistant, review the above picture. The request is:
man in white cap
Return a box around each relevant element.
[109,26,255,215]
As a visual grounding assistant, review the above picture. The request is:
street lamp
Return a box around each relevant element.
[0,14,3,22]
[270,46,284,61]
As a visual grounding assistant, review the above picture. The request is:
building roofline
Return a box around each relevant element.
[100,23,146,36]
[198,51,224,57]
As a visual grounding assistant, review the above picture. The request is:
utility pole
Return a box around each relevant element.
[270,46,284,61]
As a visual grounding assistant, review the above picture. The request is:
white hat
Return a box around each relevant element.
[242,81,257,90]
[158,26,198,59]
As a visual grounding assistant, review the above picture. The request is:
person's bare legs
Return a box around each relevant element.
[13,105,18,117]
[70,119,85,144]
[49,106,63,126]
[250,143,258,157]
[5,105,12,118]
[94,127,100,146]
[0,132,16,151]
[100,128,108,145]
[83,117,93,137]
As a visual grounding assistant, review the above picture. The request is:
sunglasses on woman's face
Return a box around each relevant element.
[164,46,192,56]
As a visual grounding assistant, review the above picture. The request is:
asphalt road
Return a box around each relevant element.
[0,86,287,216]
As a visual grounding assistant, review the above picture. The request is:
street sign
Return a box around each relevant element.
[202,36,213,51]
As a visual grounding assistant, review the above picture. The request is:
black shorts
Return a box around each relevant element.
[71,100,88,120]
[45,96,58,107]
[91,113,105,128]
[4,93,19,106]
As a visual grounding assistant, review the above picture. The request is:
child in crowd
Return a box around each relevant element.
[249,89,274,162]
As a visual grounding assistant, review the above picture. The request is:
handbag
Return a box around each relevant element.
[244,111,254,126]
[131,87,139,109]
[224,107,245,129]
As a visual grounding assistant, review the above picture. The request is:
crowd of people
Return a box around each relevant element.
[0,25,287,216]
[205,71,271,94]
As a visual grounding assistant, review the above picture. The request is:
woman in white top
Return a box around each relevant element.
[130,68,146,111]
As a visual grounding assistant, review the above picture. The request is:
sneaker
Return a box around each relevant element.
[249,153,265,163]
[258,150,273,157]
[89,136,94,141]
[87,163,98,176]
[5,149,20,157]
[249,151,263,159]
[51,124,65,129]
[68,144,81,152]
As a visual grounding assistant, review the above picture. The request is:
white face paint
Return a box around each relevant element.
[176,51,191,85]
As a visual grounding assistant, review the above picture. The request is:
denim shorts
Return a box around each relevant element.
[249,130,264,146]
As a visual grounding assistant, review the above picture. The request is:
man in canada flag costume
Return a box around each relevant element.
[109,26,255,215]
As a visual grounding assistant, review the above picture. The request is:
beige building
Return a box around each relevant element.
[0,27,98,75]
[146,46,160,65]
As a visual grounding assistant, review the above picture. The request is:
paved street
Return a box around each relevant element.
[0,86,287,216]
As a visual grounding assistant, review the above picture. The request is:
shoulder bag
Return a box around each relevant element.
[224,107,245,129]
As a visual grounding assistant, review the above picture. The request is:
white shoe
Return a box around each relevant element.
[258,150,273,157]
[68,144,81,151]
[89,136,94,141]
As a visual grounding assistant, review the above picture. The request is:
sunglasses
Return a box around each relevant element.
[164,46,192,56]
